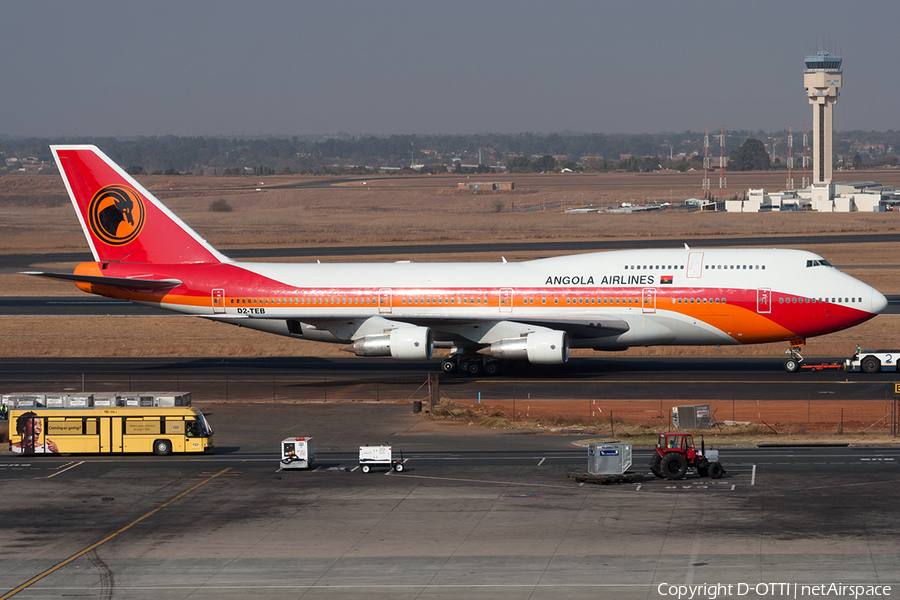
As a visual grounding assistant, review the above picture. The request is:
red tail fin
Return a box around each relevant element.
[51,145,227,264]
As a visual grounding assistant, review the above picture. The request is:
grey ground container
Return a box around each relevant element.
[672,405,712,429]
[587,443,633,475]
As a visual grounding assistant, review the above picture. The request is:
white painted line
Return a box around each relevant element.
[43,461,83,479]
[635,484,642,492]
[350,466,359,472]
[751,464,756,486]
[538,457,546,466]
[731,484,735,491]
[685,533,702,585]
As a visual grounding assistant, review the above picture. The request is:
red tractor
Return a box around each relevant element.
[649,433,725,480]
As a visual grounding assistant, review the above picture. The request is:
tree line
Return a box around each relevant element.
[1,130,898,175]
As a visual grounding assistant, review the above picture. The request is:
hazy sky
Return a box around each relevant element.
[2,1,896,137]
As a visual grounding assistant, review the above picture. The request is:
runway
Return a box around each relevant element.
[0,356,897,404]
[1,403,898,599]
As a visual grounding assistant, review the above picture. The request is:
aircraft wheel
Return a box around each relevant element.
[441,359,458,374]
[784,358,800,373]
[466,361,483,376]
[484,362,500,376]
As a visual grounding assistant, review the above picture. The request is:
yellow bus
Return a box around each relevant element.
[8,406,213,456]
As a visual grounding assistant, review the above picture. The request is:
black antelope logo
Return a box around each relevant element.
[88,185,145,245]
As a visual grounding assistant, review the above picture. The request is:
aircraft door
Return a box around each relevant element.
[757,288,771,314]
[687,252,704,279]
[642,288,657,313]
[499,288,513,313]
[379,288,392,314]
[212,289,225,314]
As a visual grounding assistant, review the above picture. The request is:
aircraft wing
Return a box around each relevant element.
[21,271,183,290]
[490,315,630,338]
[206,313,630,343]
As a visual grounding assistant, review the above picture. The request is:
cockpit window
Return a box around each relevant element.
[806,259,833,268]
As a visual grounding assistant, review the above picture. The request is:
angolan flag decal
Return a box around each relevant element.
[660,275,673,284]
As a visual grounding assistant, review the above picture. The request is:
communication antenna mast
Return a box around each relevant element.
[802,124,810,189]
[702,125,710,199]
[786,125,794,191]
[718,125,726,202]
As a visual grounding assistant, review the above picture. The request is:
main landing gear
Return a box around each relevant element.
[441,355,501,377]
[783,341,805,373]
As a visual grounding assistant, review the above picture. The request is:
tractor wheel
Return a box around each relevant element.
[649,454,663,478]
[709,462,725,479]
[660,453,688,480]
[862,356,881,373]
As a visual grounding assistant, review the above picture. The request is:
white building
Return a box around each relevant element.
[723,182,899,213]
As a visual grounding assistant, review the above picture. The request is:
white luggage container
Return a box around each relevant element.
[280,437,315,469]
[358,444,404,473]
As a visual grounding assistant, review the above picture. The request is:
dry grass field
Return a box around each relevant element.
[2,169,900,358]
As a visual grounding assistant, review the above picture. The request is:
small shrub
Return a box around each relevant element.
[209,199,234,213]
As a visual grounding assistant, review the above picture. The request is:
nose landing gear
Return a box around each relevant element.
[784,340,805,373]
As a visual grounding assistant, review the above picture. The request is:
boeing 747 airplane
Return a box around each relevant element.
[28,145,887,375]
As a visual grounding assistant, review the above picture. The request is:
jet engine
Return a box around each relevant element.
[343,327,434,361]
[480,330,568,364]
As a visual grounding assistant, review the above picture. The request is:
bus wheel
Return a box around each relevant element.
[153,439,172,456]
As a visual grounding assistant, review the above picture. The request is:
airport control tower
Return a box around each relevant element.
[804,51,842,191]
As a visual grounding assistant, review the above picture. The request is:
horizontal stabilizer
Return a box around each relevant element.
[21,271,182,289]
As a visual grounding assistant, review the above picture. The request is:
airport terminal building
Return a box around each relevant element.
[725,181,900,213]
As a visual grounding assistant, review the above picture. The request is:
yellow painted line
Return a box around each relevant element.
[0,467,232,600]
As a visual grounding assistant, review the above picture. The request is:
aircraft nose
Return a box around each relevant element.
[871,289,888,314]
